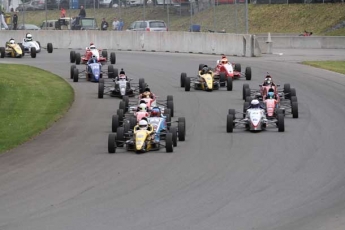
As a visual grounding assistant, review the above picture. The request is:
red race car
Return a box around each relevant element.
[70,43,116,65]
[212,56,251,81]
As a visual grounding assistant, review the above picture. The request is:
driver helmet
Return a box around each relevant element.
[139,103,147,112]
[26,33,33,42]
[138,119,148,130]
[119,74,126,80]
[202,66,209,73]
[90,44,96,49]
[9,38,15,44]
[141,117,148,122]
[267,88,275,99]
[264,75,272,84]
[221,57,228,64]
[144,87,151,93]
[151,107,161,117]
[251,99,260,109]
[90,42,94,46]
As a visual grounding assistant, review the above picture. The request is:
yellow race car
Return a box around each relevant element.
[0,41,36,58]
[180,64,232,92]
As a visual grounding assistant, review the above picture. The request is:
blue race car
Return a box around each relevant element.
[70,63,116,83]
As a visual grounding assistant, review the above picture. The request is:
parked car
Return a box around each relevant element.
[16,0,45,11]
[127,20,167,31]
[17,24,41,30]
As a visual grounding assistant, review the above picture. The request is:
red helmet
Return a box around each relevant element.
[221,58,228,64]
[90,42,94,46]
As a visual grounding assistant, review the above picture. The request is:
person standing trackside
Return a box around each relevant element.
[118,18,124,31]
[12,11,18,30]
[112,17,119,31]
[101,18,108,31]
[79,5,86,18]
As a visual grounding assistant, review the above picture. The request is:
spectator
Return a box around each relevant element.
[101,18,109,31]
[0,10,8,30]
[60,7,66,18]
[112,17,119,31]
[118,18,124,31]
[79,5,86,18]
[12,11,17,30]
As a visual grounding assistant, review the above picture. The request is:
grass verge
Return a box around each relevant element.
[0,64,74,153]
[302,61,345,75]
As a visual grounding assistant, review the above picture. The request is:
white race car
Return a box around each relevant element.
[19,39,53,54]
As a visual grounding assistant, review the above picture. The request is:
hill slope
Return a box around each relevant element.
[14,3,345,35]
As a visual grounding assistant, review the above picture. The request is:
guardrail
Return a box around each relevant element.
[0,30,259,57]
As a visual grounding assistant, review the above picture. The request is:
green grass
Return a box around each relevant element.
[13,3,345,35]
[302,61,345,74]
[0,64,74,153]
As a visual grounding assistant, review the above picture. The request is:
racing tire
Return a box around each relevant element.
[234,63,241,72]
[277,114,285,132]
[227,77,233,91]
[165,133,173,153]
[30,47,36,58]
[242,84,249,100]
[119,101,126,112]
[199,64,205,71]
[123,122,130,134]
[185,77,191,91]
[102,50,108,59]
[129,116,137,130]
[110,52,116,64]
[70,51,75,63]
[122,96,129,112]
[117,109,124,123]
[178,117,186,141]
[167,95,173,102]
[70,65,76,79]
[108,65,115,78]
[166,113,171,128]
[245,67,252,80]
[98,79,104,98]
[108,133,117,153]
[116,127,125,147]
[244,87,251,100]
[73,68,79,82]
[180,73,186,87]
[284,83,291,99]
[164,109,171,116]
[112,115,120,132]
[290,96,298,105]
[167,100,174,117]
[291,101,299,119]
[290,88,297,97]
[220,73,226,86]
[75,53,81,65]
[276,109,284,115]
[245,96,252,103]
[170,126,178,147]
[0,47,5,58]
[228,109,235,118]
[243,102,250,118]
[47,43,53,53]
[227,114,234,133]
[139,78,146,93]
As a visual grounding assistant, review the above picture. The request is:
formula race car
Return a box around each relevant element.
[242,83,297,102]
[70,63,116,82]
[98,76,146,98]
[180,65,233,92]
[70,46,116,65]
[19,39,53,54]
[0,41,36,58]
[226,105,285,133]
[120,93,174,117]
[213,59,251,81]
[108,126,174,154]
[263,95,298,119]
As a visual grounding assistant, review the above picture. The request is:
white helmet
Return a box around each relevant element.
[138,120,148,130]
[251,99,260,108]
[26,33,33,41]
[90,45,96,49]
[9,39,15,44]
[139,103,147,111]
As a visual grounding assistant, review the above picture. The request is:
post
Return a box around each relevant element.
[266,32,272,54]
[213,0,215,32]
[167,1,170,30]
[245,0,248,34]
[45,0,47,29]
[189,0,192,29]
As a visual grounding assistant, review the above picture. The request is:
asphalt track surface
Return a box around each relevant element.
[1,48,345,230]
